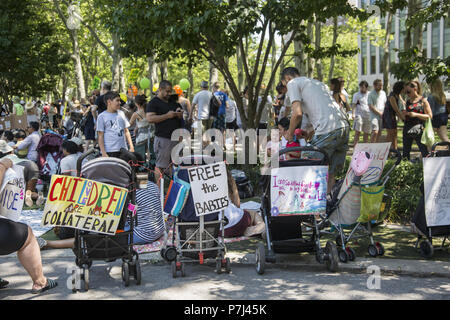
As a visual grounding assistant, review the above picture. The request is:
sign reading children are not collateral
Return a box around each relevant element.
[188,162,229,216]
[41,175,128,235]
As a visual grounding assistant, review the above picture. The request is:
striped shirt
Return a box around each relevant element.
[133,181,165,243]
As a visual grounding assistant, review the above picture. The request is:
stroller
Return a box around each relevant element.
[70,149,141,292]
[160,155,230,277]
[411,141,450,259]
[36,131,64,184]
[256,146,340,274]
[325,147,401,262]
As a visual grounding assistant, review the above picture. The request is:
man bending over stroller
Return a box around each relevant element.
[281,67,350,194]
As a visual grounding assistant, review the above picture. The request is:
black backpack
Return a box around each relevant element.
[209,94,221,118]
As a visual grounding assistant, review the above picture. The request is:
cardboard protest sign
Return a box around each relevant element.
[12,114,28,130]
[0,115,12,131]
[271,166,328,216]
[41,175,128,235]
[0,165,25,222]
[188,162,229,216]
[330,142,391,225]
[423,157,450,227]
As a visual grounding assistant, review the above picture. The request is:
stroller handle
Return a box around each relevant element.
[276,146,330,165]
[390,148,402,166]
[76,148,98,176]
[431,141,450,152]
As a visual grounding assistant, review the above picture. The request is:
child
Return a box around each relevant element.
[14,130,28,158]
[278,117,303,160]
[96,91,134,158]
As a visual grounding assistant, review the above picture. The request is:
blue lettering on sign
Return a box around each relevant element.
[0,189,19,211]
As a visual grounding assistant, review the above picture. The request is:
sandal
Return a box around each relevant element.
[0,278,9,289]
[25,190,34,207]
[36,191,45,206]
[31,278,58,294]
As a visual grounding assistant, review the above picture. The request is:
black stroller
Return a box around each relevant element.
[256,146,339,274]
[160,155,230,277]
[70,149,141,292]
[411,141,450,258]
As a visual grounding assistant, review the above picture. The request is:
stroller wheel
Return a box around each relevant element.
[171,261,178,278]
[338,249,349,263]
[368,244,378,257]
[160,248,166,260]
[335,235,343,247]
[135,260,142,285]
[224,258,231,274]
[346,247,356,261]
[122,262,130,287]
[419,240,434,259]
[255,243,266,275]
[375,242,385,256]
[165,247,178,262]
[82,266,89,292]
[325,241,339,272]
[215,258,223,274]
[180,262,186,277]
[71,269,77,293]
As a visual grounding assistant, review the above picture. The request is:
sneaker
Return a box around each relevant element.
[36,192,45,206]
[36,237,47,250]
[25,190,33,207]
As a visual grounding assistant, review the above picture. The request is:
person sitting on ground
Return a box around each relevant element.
[59,140,81,177]
[0,157,57,293]
[3,131,15,147]
[223,169,265,238]
[12,122,41,163]
[13,130,29,159]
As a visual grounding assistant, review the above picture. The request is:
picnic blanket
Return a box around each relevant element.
[18,210,51,237]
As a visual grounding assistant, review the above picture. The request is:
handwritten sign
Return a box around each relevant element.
[0,165,25,221]
[41,175,128,235]
[423,157,450,227]
[271,166,328,216]
[330,142,391,225]
[188,162,229,216]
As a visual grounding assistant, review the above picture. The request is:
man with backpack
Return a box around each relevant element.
[211,82,229,133]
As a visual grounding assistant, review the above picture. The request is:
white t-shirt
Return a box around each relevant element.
[192,90,212,120]
[368,90,387,115]
[226,99,237,123]
[286,77,348,136]
[223,202,245,230]
[352,91,371,118]
[60,153,80,177]
[96,110,130,153]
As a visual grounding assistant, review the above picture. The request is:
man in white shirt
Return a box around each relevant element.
[13,122,41,163]
[190,81,212,132]
[368,79,387,143]
[352,80,371,145]
[281,67,349,193]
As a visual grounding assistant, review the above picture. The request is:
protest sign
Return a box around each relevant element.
[423,157,450,227]
[12,114,28,130]
[0,165,25,222]
[188,162,229,216]
[330,142,391,225]
[0,115,12,131]
[41,175,129,235]
[271,166,328,216]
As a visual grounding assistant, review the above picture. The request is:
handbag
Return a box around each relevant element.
[406,123,424,138]
[420,118,435,148]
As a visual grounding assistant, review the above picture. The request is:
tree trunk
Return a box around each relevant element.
[315,21,323,81]
[270,40,277,93]
[160,60,168,81]
[307,20,315,78]
[328,17,339,81]
[209,62,219,88]
[236,46,244,92]
[147,55,159,92]
[111,33,121,91]
[187,68,194,100]
[294,39,307,76]
[382,11,393,93]
[72,29,86,100]
[119,59,126,93]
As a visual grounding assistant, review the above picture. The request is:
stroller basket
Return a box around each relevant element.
[178,221,221,259]
[74,231,132,260]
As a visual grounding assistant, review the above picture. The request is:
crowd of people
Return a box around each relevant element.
[0,69,448,294]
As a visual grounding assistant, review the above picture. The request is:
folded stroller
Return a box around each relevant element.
[256,146,340,274]
[160,155,230,277]
[411,142,450,258]
[70,149,141,292]
[36,131,64,183]
[325,147,401,262]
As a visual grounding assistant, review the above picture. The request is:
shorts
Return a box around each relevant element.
[310,126,349,175]
[0,219,29,256]
[226,119,238,130]
[432,113,448,128]
[353,115,371,134]
[154,136,179,169]
[371,114,382,132]
[224,210,252,238]
[212,114,226,132]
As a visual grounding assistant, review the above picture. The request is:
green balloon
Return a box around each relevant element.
[179,78,190,91]
[140,77,150,89]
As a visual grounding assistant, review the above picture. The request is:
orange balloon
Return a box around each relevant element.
[174,85,183,96]
[127,87,133,96]
[132,85,138,96]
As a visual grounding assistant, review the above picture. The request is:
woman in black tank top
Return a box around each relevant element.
[402,81,433,160]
